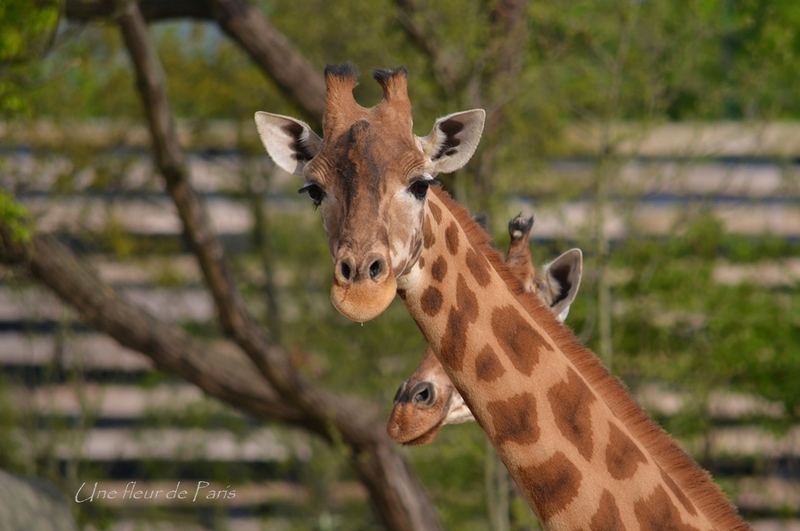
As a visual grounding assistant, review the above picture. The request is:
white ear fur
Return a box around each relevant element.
[418,109,485,175]
[254,112,322,176]
[544,248,583,322]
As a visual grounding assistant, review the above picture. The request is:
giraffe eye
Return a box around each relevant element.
[298,182,325,207]
[408,177,440,201]
[411,382,435,406]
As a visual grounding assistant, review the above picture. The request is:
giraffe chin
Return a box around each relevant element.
[330,276,398,322]
[395,422,444,446]
[386,408,445,445]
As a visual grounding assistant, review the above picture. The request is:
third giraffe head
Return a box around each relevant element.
[255,63,485,322]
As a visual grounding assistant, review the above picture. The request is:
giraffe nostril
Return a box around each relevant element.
[341,261,352,281]
[369,258,385,280]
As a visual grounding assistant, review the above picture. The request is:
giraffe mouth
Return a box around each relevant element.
[330,274,398,322]
[399,421,446,446]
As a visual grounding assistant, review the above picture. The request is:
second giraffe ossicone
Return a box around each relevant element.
[255,63,750,531]
[387,214,583,445]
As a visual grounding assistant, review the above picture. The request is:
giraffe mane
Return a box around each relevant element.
[430,187,749,531]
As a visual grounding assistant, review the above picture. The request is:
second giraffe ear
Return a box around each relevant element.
[419,109,485,175]
[254,112,322,176]
[544,248,583,322]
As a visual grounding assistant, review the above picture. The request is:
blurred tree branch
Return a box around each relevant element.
[392,0,459,97]
[207,0,326,122]
[0,229,312,431]
[65,0,326,123]
[64,0,211,22]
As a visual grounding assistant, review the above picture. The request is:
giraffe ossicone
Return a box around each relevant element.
[388,214,583,446]
[256,63,749,531]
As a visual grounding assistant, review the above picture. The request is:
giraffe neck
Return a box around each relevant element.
[397,188,747,531]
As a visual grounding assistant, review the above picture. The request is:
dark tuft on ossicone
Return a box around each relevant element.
[325,62,360,81]
[373,66,408,85]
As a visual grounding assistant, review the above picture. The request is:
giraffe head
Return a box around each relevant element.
[387,215,583,445]
[255,64,485,322]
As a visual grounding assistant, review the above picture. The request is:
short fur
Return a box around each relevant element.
[430,187,749,531]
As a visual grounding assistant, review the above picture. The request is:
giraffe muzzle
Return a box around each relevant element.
[330,250,397,322]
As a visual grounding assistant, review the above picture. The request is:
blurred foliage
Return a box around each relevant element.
[0,0,61,117]
[607,212,800,417]
[0,190,31,242]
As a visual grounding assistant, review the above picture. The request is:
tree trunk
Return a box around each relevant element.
[0,469,79,531]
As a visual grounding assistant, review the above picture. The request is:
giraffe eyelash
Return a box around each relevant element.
[298,182,325,208]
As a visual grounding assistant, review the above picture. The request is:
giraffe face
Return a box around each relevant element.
[255,64,485,322]
[301,117,431,322]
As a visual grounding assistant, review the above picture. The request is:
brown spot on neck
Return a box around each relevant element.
[431,256,448,282]
[456,274,478,320]
[547,367,596,461]
[423,214,436,249]
[439,307,468,372]
[606,422,648,480]
[428,200,443,223]
[420,286,443,317]
[466,246,491,287]
[491,305,550,376]
[438,275,480,372]
[486,392,540,446]
[634,485,702,531]
[516,451,582,522]
[475,345,505,382]
[590,490,627,531]
[445,221,460,255]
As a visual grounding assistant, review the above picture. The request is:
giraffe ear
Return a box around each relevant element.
[254,112,322,176]
[419,109,485,175]
[543,248,583,322]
